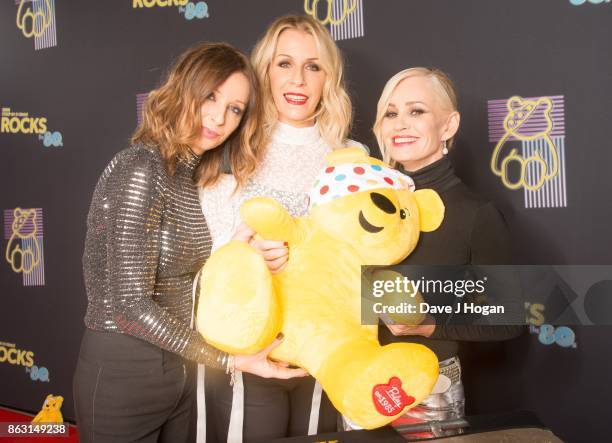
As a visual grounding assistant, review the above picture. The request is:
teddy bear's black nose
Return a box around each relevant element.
[370,192,396,214]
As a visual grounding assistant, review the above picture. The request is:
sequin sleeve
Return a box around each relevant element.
[100,149,228,367]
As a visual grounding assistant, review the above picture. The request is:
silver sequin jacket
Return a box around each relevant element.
[82,144,228,368]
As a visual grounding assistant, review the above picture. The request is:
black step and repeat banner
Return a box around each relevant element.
[1,1,610,441]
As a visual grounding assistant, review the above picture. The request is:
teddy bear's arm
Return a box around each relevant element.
[240,197,304,244]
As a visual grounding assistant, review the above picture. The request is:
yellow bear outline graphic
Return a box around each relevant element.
[304,0,357,26]
[5,207,41,274]
[490,96,559,191]
[16,0,53,39]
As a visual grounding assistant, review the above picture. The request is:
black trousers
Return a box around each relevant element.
[205,368,338,443]
[73,329,196,443]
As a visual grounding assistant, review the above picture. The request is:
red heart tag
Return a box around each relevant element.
[372,377,415,416]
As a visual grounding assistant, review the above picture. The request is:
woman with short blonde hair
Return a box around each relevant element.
[373,67,521,438]
[373,67,458,166]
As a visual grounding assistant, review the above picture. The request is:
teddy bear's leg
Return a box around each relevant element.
[317,340,438,430]
[196,240,281,355]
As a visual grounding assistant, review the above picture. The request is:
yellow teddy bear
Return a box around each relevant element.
[197,148,444,429]
[32,394,64,423]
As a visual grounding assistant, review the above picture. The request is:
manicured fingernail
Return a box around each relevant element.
[277,332,284,340]
[283,242,288,246]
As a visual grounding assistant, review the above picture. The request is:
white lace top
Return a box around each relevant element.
[199,122,365,251]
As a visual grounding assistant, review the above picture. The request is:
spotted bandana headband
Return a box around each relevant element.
[308,163,415,209]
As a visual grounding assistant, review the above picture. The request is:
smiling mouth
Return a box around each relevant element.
[359,211,384,233]
[393,136,418,146]
[284,93,308,105]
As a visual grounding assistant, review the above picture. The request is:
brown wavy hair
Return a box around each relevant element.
[132,42,264,188]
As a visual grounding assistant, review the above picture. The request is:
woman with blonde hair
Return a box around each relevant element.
[372,67,521,438]
[73,42,305,443]
[199,15,365,443]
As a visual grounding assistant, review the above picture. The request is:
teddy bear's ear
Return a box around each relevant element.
[325,147,371,166]
[507,96,523,111]
[414,189,444,232]
[56,396,64,405]
[536,97,553,112]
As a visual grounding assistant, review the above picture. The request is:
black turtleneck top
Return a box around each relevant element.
[378,157,523,361]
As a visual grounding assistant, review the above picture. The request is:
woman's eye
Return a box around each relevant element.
[410,109,424,116]
[207,93,215,101]
[230,106,243,116]
[278,61,290,68]
[306,63,321,71]
[384,111,397,118]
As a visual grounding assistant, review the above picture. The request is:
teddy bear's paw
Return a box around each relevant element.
[330,343,439,429]
[196,241,281,354]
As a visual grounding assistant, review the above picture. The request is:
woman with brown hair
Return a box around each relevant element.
[199,15,365,443]
[73,42,305,443]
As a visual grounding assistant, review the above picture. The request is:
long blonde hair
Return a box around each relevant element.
[132,42,264,188]
[251,15,352,149]
[373,67,459,166]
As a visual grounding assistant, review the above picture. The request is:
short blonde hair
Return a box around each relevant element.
[251,15,352,149]
[132,42,264,188]
[373,67,458,166]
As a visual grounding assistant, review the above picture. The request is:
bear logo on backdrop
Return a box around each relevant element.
[1,107,63,148]
[487,95,567,209]
[304,0,364,41]
[15,0,58,50]
[3,208,46,286]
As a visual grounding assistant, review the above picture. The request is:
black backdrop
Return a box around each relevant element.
[1,1,611,442]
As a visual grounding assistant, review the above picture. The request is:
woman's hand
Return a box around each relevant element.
[231,223,289,274]
[386,315,436,338]
[234,337,308,379]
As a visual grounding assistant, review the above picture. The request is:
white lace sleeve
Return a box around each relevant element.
[199,174,240,252]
